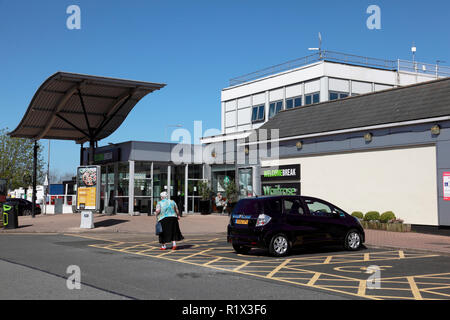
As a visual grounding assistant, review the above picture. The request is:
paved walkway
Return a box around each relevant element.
[1,213,450,254]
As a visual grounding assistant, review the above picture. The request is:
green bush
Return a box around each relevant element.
[380,211,396,223]
[364,211,380,221]
[351,211,364,219]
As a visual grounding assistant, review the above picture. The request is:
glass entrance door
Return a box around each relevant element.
[187,165,203,213]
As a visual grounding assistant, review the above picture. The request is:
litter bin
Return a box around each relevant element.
[3,202,19,229]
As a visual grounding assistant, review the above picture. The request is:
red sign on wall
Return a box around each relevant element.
[444,172,450,201]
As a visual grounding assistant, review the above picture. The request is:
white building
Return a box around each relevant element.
[207,51,448,139]
[200,51,450,228]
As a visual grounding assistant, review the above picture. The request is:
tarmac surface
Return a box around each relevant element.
[1,213,450,254]
[1,214,450,300]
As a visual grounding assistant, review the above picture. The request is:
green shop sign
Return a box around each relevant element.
[261,164,300,182]
[261,183,300,196]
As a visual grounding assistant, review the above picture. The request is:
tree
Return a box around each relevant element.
[0,128,46,190]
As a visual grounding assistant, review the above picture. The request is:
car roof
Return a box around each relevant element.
[241,195,319,201]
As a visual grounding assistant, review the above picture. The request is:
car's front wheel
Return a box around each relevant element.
[269,234,291,257]
[232,243,251,254]
[344,229,362,251]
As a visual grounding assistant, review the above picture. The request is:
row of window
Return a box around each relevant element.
[250,92,322,122]
[249,91,354,123]
[238,197,343,217]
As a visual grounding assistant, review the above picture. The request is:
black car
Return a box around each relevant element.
[5,198,41,216]
[227,195,365,256]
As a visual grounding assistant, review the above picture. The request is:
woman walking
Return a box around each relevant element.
[155,191,184,250]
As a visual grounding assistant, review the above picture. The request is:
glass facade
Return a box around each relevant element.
[238,167,253,198]
[98,161,204,215]
[211,165,236,196]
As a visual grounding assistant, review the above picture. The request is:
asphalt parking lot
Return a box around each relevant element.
[68,233,450,300]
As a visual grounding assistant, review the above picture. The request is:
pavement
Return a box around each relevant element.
[1,213,450,254]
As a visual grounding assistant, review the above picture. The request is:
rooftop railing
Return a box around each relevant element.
[228,50,449,86]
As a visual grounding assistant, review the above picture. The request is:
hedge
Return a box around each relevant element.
[364,211,380,221]
[351,211,364,219]
[380,211,396,223]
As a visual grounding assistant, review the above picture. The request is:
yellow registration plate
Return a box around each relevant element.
[236,219,248,225]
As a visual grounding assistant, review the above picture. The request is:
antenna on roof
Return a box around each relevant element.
[436,60,446,78]
[411,42,417,71]
[308,32,323,59]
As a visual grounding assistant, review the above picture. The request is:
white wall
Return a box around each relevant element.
[261,145,438,226]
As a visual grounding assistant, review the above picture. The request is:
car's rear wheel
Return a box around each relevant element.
[269,234,290,257]
[232,243,251,254]
[23,209,31,216]
[344,229,362,251]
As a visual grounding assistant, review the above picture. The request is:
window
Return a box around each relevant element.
[283,199,304,215]
[269,100,283,119]
[251,104,265,122]
[286,96,302,110]
[329,91,349,101]
[305,92,320,105]
[263,199,282,215]
[304,199,333,217]
[233,199,261,215]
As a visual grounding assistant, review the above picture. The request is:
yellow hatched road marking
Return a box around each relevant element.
[420,289,450,298]
[67,234,450,301]
[307,273,321,286]
[136,247,159,254]
[323,256,333,264]
[407,276,423,300]
[358,280,367,296]
[178,248,214,261]
[203,257,223,266]
[233,262,251,272]
[266,259,292,278]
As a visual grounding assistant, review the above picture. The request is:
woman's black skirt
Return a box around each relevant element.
[159,217,184,244]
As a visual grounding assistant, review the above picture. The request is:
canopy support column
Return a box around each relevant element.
[89,140,95,165]
[31,141,38,218]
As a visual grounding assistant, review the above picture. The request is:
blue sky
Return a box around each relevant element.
[0,0,449,176]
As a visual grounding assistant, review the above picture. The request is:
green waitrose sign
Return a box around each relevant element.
[261,164,301,196]
[262,183,300,196]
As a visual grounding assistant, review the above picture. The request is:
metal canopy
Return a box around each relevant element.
[9,72,166,144]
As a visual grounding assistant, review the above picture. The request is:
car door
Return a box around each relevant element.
[282,197,318,246]
[302,197,349,243]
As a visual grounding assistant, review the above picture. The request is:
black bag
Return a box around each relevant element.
[155,221,163,235]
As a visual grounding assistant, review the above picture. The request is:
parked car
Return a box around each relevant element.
[5,198,41,216]
[227,195,365,256]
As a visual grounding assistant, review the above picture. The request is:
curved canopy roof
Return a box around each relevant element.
[9,72,166,144]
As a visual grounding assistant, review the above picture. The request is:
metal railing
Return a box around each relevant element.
[228,50,449,86]
[397,59,450,78]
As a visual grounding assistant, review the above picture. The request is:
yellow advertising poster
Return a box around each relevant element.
[77,187,97,209]
[76,166,100,210]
